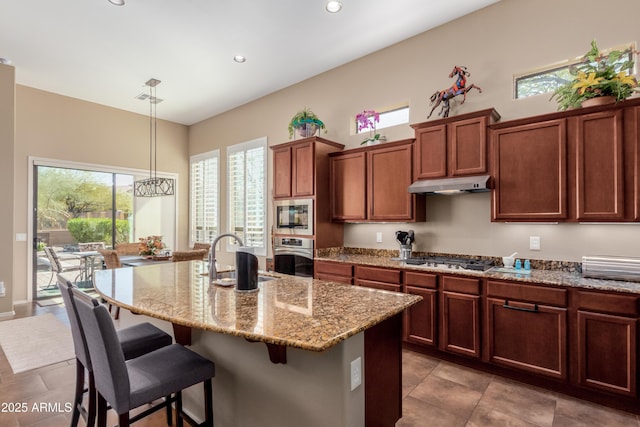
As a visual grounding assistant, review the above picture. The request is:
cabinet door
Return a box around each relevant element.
[414,125,447,179]
[440,291,481,358]
[404,285,436,346]
[449,116,487,176]
[330,152,366,221]
[292,141,315,197]
[368,143,414,221]
[573,110,624,220]
[273,146,292,198]
[577,311,636,396]
[486,298,567,379]
[492,119,568,220]
[625,106,640,220]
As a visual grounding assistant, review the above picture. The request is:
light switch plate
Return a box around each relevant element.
[376,232,382,243]
[350,357,362,391]
[15,233,27,242]
[530,236,541,251]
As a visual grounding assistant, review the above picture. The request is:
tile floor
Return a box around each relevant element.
[1,303,639,426]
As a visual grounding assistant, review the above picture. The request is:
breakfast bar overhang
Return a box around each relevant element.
[93,261,420,427]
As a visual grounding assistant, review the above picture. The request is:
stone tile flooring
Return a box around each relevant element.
[1,303,639,426]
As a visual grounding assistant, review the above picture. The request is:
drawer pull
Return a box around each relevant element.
[503,300,539,313]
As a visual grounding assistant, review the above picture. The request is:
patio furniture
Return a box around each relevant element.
[58,277,172,427]
[171,249,208,262]
[71,287,215,427]
[42,246,82,288]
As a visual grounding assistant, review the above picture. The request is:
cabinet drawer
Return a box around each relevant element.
[442,276,480,294]
[355,266,401,284]
[487,280,567,307]
[315,261,353,278]
[576,290,639,316]
[404,271,437,289]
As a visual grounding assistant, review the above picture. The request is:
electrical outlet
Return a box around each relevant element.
[376,232,382,243]
[350,357,362,391]
[530,236,541,251]
[0,281,5,298]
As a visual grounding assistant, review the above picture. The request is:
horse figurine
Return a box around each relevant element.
[428,66,482,119]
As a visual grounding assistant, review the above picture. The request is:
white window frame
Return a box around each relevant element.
[226,137,267,256]
[189,149,220,248]
[355,105,410,134]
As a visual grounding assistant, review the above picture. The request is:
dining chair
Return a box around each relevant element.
[43,246,82,288]
[57,276,173,427]
[71,287,215,427]
[192,242,211,253]
[171,249,208,262]
[97,249,122,319]
[115,242,140,255]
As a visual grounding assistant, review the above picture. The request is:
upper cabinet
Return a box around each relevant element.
[490,98,640,222]
[411,109,500,180]
[271,137,344,199]
[330,139,426,222]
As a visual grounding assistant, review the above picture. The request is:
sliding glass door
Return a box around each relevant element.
[33,163,175,299]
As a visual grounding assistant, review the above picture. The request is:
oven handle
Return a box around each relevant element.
[274,247,314,260]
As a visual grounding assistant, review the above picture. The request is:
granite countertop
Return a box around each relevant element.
[93,261,420,352]
[315,251,640,295]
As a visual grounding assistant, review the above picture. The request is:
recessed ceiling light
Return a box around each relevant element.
[325,1,342,13]
[108,0,125,6]
[0,58,12,65]
[233,55,246,63]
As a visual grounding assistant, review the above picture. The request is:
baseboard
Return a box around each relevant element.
[0,310,16,317]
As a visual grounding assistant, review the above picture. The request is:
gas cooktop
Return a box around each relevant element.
[404,256,495,272]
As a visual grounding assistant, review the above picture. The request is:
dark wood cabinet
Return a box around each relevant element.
[412,108,499,180]
[314,260,353,284]
[571,110,624,220]
[355,265,401,292]
[272,138,343,199]
[485,280,568,380]
[403,271,437,347]
[439,276,481,358]
[574,290,638,397]
[624,105,640,221]
[491,118,568,221]
[330,139,425,222]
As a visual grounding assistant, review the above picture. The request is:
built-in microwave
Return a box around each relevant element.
[274,198,313,236]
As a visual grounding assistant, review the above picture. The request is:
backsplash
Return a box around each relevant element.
[316,247,582,273]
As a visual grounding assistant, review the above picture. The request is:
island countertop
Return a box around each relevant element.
[93,260,420,352]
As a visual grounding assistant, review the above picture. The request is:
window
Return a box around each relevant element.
[515,44,635,99]
[190,149,219,246]
[227,137,267,255]
[355,106,409,134]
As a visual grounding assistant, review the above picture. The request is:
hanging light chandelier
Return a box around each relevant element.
[134,78,175,197]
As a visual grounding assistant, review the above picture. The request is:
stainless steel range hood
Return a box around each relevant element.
[408,175,490,195]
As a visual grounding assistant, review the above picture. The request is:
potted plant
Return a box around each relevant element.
[288,107,327,139]
[356,109,385,145]
[551,40,638,110]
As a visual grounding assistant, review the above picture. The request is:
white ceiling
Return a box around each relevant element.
[1,0,499,125]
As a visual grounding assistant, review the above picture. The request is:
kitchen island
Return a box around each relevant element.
[93,261,420,427]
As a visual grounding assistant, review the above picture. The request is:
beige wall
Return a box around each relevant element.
[0,64,15,314]
[12,86,189,302]
[189,0,640,263]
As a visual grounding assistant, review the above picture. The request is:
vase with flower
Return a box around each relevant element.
[357,110,385,145]
[138,235,166,258]
[551,40,639,110]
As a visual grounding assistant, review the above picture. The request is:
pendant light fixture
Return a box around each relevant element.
[134,78,175,197]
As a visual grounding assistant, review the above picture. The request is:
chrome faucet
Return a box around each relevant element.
[209,233,245,284]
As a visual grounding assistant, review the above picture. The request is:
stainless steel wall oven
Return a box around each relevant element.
[273,237,314,277]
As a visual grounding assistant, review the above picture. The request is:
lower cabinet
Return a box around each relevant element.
[440,276,481,358]
[314,260,353,284]
[485,280,568,379]
[355,265,401,292]
[575,290,638,397]
[403,271,437,347]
